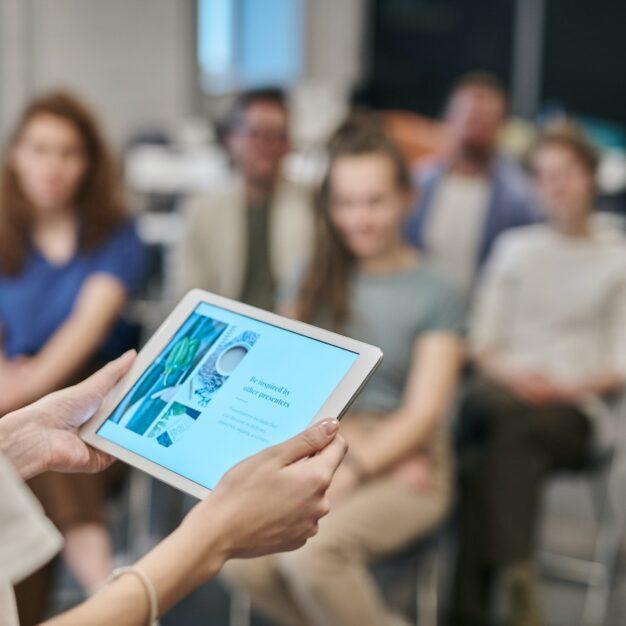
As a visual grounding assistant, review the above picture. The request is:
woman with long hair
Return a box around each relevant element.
[0,90,146,623]
[223,117,465,626]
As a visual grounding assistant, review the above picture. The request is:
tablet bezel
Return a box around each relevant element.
[80,289,383,499]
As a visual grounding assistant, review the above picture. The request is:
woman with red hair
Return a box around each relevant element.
[0,90,146,623]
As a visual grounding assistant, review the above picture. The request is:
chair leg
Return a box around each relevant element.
[230,589,252,626]
[416,547,440,626]
[127,469,154,558]
[581,457,626,626]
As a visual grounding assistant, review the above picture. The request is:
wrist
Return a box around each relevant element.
[179,494,232,577]
[0,409,50,479]
[134,511,229,616]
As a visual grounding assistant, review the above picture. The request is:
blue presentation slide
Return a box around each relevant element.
[97,303,358,489]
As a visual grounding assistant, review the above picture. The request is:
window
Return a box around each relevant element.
[198,0,304,92]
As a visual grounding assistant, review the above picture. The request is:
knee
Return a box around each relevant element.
[463,378,524,432]
[221,557,276,598]
[278,539,353,597]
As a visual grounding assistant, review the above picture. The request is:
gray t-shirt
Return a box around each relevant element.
[336,264,466,414]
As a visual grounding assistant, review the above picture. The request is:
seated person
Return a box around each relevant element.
[405,71,539,297]
[451,124,626,626]
[223,118,465,626]
[0,91,146,621]
[174,87,314,311]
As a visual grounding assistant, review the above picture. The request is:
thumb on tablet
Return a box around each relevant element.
[278,419,339,465]
[80,350,137,401]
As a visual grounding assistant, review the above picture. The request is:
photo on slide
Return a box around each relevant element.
[106,312,227,435]
[191,329,260,407]
[145,402,201,448]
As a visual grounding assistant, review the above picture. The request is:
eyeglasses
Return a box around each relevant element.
[235,124,288,145]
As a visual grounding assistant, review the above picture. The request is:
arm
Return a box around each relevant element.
[350,333,463,477]
[42,516,227,626]
[467,235,562,405]
[44,429,347,626]
[0,274,127,412]
[567,372,625,398]
[0,354,347,626]
[559,274,626,401]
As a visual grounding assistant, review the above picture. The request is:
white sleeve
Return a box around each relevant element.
[0,454,62,586]
[0,581,19,626]
[609,271,626,379]
[470,237,517,354]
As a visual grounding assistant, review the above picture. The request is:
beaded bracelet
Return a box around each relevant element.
[107,565,159,626]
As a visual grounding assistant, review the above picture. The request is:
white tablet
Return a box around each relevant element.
[81,289,382,498]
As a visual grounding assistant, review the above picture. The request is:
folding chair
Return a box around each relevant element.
[540,393,626,626]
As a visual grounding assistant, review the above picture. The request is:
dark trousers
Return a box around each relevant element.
[450,377,591,626]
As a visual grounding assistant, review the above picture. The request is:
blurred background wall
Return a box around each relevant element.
[2,0,624,147]
[0,0,366,145]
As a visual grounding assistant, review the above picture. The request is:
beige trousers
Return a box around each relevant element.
[222,474,450,626]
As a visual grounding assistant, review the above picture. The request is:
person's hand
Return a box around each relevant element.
[182,419,347,564]
[502,370,568,406]
[0,350,136,479]
[390,453,432,491]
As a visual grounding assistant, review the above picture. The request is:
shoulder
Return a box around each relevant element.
[598,229,626,271]
[491,224,551,261]
[493,155,537,205]
[88,218,147,289]
[96,218,143,253]
[494,155,529,187]
[185,175,244,221]
[416,161,446,188]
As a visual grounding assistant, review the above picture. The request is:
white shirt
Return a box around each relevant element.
[471,223,626,383]
[0,453,62,626]
[424,172,491,296]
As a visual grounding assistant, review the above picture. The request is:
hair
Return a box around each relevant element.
[0,90,128,275]
[532,121,600,176]
[447,70,507,105]
[295,114,412,327]
[223,87,288,135]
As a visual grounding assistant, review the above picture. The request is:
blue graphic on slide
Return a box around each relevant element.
[97,303,358,490]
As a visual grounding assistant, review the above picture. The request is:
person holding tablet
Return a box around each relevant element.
[224,118,465,626]
[0,91,146,620]
[0,350,347,626]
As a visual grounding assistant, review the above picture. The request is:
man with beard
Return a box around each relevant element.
[405,72,539,298]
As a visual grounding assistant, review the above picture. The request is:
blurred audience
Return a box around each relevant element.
[3,63,622,626]
[405,72,540,297]
[223,117,465,626]
[0,91,146,622]
[451,124,626,626]
[174,88,313,311]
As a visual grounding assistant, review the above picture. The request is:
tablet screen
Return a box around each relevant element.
[97,302,358,489]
